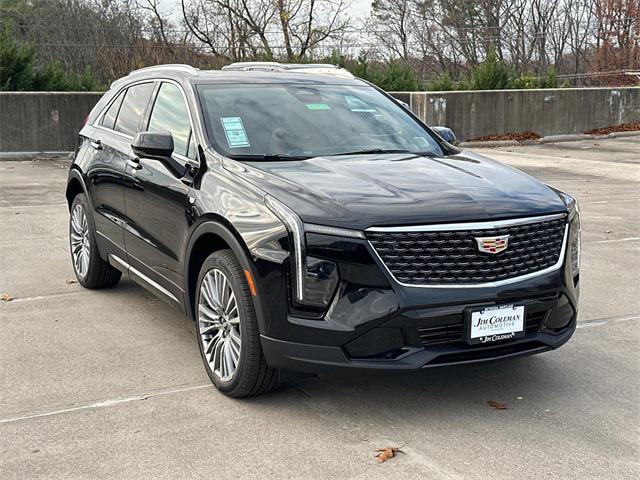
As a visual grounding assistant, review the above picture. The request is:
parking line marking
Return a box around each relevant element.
[577,314,640,329]
[1,203,68,209]
[0,384,212,425]
[590,237,640,244]
[4,291,85,303]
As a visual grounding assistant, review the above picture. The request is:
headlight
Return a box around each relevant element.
[568,199,581,275]
[265,196,306,302]
[265,196,352,308]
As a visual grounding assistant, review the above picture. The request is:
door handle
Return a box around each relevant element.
[90,139,103,150]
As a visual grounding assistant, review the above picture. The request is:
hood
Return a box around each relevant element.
[226,151,568,230]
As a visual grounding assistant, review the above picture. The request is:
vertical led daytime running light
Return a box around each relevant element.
[265,195,305,302]
[572,200,581,273]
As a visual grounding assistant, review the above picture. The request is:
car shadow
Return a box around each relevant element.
[111,279,577,419]
[243,351,577,424]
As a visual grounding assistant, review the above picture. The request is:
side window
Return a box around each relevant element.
[114,82,155,137]
[147,83,192,157]
[100,90,125,130]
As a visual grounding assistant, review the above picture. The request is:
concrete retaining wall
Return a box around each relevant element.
[0,87,639,152]
[392,87,640,141]
[0,92,103,153]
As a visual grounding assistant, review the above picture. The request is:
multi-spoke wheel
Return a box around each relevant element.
[70,204,90,279]
[195,249,280,397]
[198,269,242,382]
[69,193,121,288]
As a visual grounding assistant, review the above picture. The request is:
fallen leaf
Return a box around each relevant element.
[374,446,405,463]
[65,279,77,284]
[487,400,509,410]
[1,293,14,302]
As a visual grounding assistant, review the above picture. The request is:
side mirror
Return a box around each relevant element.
[432,126,457,146]
[131,131,187,178]
[131,131,174,161]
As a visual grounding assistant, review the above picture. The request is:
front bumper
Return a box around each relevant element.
[261,292,577,373]
[253,220,580,374]
[261,324,575,373]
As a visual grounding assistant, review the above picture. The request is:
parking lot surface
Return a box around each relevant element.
[1,137,639,479]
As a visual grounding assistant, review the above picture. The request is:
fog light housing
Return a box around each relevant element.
[302,257,339,307]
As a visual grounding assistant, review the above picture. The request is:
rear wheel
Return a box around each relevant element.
[196,250,280,397]
[69,194,121,289]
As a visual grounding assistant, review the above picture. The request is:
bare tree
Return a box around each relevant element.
[181,0,352,61]
[137,0,172,47]
[275,0,351,60]
[370,0,412,60]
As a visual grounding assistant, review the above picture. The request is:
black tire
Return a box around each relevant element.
[195,249,280,397]
[69,193,121,289]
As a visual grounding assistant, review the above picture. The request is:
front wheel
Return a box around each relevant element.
[195,250,280,397]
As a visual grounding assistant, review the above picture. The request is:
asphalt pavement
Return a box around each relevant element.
[1,136,638,479]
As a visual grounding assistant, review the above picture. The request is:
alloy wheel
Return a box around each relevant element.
[198,268,242,382]
[70,204,90,278]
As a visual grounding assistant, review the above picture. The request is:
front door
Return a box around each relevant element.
[122,81,198,304]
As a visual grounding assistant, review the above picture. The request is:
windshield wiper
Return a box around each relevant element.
[228,153,310,161]
[330,148,412,156]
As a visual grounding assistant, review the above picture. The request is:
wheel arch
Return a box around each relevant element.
[184,217,265,330]
[65,168,91,211]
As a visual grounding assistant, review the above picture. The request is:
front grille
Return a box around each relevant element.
[367,216,566,285]
[418,310,547,347]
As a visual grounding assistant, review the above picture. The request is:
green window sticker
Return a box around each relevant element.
[221,116,250,148]
[305,103,331,111]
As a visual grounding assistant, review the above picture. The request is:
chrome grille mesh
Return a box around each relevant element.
[366,217,566,285]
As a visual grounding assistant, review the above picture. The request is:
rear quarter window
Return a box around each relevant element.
[114,82,155,137]
[100,90,125,130]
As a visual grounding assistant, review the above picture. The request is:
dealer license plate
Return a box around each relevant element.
[466,304,525,345]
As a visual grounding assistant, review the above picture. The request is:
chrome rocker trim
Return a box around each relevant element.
[108,254,180,304]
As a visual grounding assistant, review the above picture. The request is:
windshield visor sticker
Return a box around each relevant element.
[413,136,431,148]
[305,103,331,111]
[345,95,377,113]
[221,116,250,148]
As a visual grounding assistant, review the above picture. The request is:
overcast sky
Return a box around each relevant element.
[349,0,372,17]
[161,0,372,22]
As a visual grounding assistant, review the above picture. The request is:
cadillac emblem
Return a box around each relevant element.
[475,234,510,254]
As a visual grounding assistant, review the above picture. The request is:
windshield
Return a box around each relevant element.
[196,84,444,159]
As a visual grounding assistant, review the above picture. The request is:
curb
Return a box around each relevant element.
[0,151,72,161]
[593,131,640,139]
[457,140,520,148]
[459,131,640,148]
[539,134,593,143]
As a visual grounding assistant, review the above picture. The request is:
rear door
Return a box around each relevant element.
[83,82,155,259]
[122,81,198,305]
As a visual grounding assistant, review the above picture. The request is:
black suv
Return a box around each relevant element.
[66,64,580,397]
